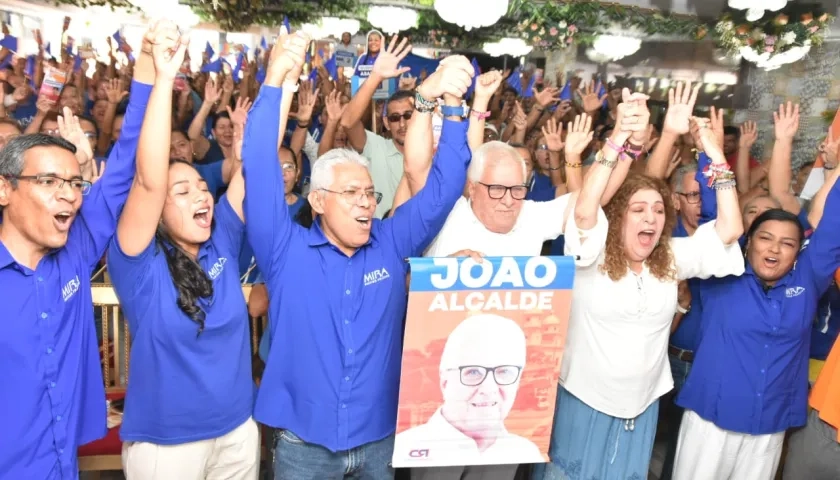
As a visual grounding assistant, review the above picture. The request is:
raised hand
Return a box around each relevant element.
[563,114,594,156]
[773,101,800,141]
[578,81,607,114]
[204,78,221,105]
[474,70,504,99]
[511,101,527,131]
[149,20,189,81]
[739,121,758,150]
[709,106,725,151]
[694,116,725,163]
[104,78,128,105]
[267,31,311,86]
[663,81,700,135]
[324,90,346,121]
[417,55,474,100]
[822,130,840,168]
[553,99,573,120]
[296,87,319,123]
[57,106,93,164]
[371,36,412,80]
[226,96,252,127]
[535,86,560,109]
[621,89,651,145]
[540,117,565,152]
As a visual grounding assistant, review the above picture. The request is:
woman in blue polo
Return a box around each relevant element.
[105,24,259,478]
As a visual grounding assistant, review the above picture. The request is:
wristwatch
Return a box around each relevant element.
[414,92,436,114]
[440,105,470,119]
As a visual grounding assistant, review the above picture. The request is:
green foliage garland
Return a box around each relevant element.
[51,0,138,11]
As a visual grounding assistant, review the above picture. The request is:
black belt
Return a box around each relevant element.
[669,345,694,363]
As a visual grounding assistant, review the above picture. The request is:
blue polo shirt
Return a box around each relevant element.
[194,161,225,201]
[678,178,840,434]
[106,196,252,444]
[241,85,469,452]
[0,80,151,479]
[670,153,718,352]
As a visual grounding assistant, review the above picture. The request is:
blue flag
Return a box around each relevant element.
[73,54,83,72]
[256,63,266,84]
[204,41,215,58]
[505,67,536,98]
[45,42,52,57]
[201,58,223,73]
[0,35,18,53]
[282,16,292,34]
[232,53,245,83]
[260,36,268,50]
[24,55,36,88]
[323,53,338,80]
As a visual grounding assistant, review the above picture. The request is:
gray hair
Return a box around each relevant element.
[670,162,698,194]
[0,134,76,184]
[467,141,527,183]
[310,148,371,192]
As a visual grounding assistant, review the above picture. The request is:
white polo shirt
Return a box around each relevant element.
[425,193,586,257]
[393,408,544,467]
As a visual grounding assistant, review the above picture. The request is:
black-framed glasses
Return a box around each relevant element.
[479,182,528,200]
[320,188,383,205]
[677,191,701,204]
[454,365,523,387]
[12,174,92,195]
[386,111,413,123]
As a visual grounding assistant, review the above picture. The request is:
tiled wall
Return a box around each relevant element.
[733,41,840,169]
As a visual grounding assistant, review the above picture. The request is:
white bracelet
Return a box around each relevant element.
[676,304,689,315]
[283,81,299,93]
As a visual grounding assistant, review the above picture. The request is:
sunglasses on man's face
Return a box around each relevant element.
[387,111,413,124]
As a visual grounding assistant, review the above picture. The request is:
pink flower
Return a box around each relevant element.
[550,27,559,36]
[765,35,776,46]
[765,46,774,53]
[566,37,574,44]
[568,25,578,33]
[811,25,820,33]
[531,23,538,31]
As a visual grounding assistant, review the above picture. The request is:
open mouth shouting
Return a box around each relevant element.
[638,229,656,248]
[763,256,779,269]
[194,206,211,229]
[53,211,76,232]
[356,215,371,230]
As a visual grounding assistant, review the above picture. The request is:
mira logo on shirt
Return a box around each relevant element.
[207,257,228,280]
[786,286,805,298]
[62,275,80,302]
[364,267,390,287]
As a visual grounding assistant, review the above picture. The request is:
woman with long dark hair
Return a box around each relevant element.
[105,20,261,478]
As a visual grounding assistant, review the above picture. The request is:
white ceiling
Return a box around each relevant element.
[614,0,840,17]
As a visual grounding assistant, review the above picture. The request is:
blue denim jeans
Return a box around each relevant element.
[273,429,395,480]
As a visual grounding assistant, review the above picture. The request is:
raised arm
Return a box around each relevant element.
[768,102,802,214]
[71,24,155,269]
[646,82,699,180]
[467,71,504,152]
[241,31,310,277]
[694,117,743,244]
[385,57,475,258]
[115,23,187,256]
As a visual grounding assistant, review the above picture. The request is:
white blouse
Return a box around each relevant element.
[561,216,745,419]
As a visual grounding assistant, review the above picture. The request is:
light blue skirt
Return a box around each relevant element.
[531,385,658,480]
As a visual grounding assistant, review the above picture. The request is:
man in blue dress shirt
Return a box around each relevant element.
[0,28,154,479]
[241,32,474,479]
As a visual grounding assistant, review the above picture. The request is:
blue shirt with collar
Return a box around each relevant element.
[241,85,470,452]
[0,80,151,479]
[194,161,225,200]
[106,196,252,444]
[677,179,840,434]
[670,153,718,352]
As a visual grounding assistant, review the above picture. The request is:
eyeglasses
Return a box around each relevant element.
[282,163,297,172]
[386,111,413,123]
[677,191,701,204]
[320,188,383,205]
[453,365,523,387]
[11,174,92,195]
[84,132,97,139]
[42,129,61,137]
[479,182,528,200]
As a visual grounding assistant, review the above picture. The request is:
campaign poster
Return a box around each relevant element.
[350,30,396,100]
[38,67,68,106]
[393,256,575,468]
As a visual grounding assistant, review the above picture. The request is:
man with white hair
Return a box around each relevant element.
[394,314,542,466]
[425,140,574,257]
[241,32,476,479]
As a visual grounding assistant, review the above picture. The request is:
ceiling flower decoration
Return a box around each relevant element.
[716,7,832,71]
[483,37,532,57]
[366,6,418,35]
[728,0,789,23]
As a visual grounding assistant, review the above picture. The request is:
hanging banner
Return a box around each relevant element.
[392,256,575,468]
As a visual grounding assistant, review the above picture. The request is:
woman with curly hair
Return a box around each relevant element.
[532,96,745,480]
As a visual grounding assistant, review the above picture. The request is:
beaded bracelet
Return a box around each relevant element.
[565,162,582,168]
[595,150,618,169]
[702,163,735,188]
[713,179,737,190]
[471,109,491,120]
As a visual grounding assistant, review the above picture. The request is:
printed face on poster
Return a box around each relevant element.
[351,30,395,101]
[392,256,575,469]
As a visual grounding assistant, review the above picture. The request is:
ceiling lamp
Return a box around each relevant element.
[728,0,789,22]
[366,6,418,35]
[321,17,361,37]
[434,0,509,31]
[482,38,532,57]
[740,44,810,71]
[592,34,641,62]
